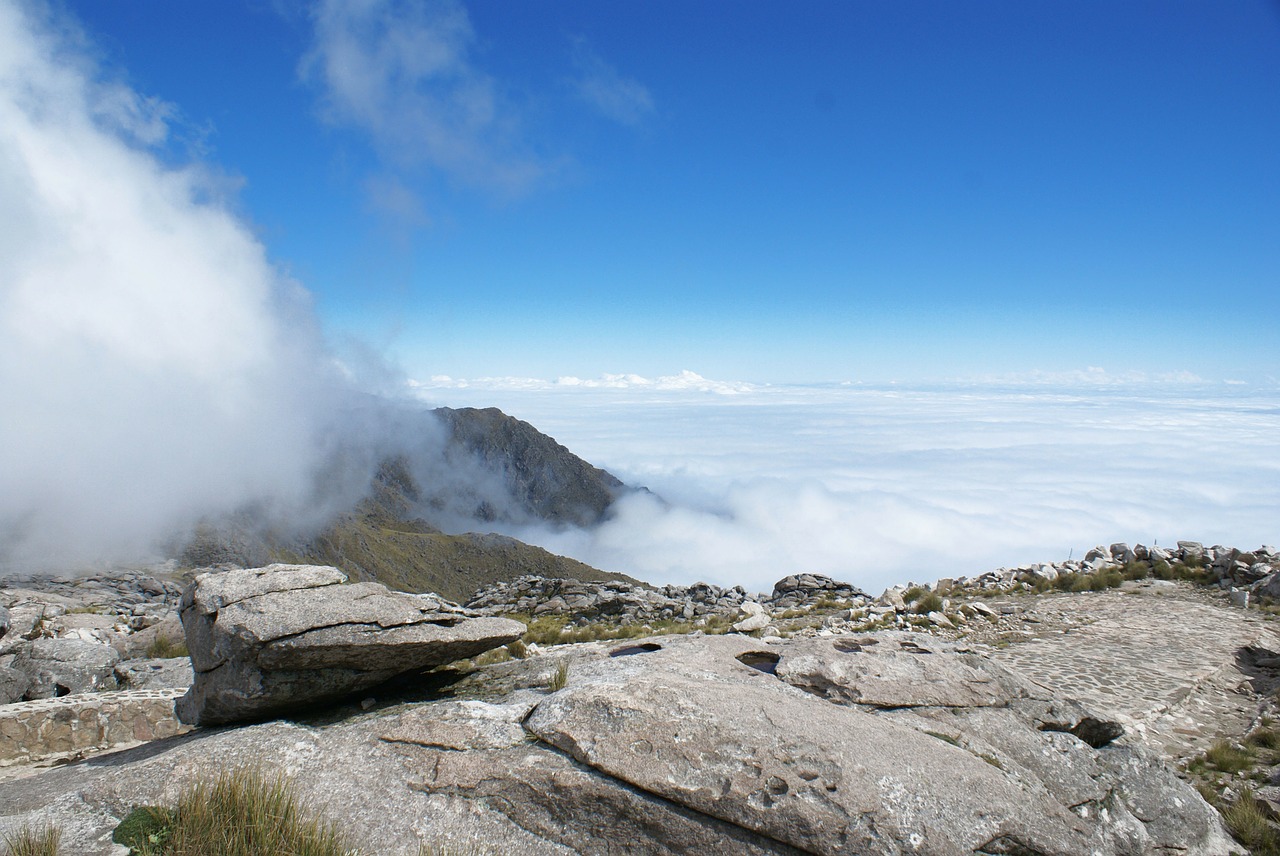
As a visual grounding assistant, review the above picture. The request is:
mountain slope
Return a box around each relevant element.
[431,406,625,528]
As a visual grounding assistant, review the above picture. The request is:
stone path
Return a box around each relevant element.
[969,582,1280,762]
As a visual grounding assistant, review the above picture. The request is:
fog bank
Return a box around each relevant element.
[0,1,350,568]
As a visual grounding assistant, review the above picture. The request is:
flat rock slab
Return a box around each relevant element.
[978,587,1280,761]
[526,633,1232,856]
[176,565,523,726]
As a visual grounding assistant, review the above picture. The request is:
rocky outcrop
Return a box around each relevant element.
[175,564,524,726]
[0,630,1232,855]
[942,541,1277,598]
[466,572,869,625]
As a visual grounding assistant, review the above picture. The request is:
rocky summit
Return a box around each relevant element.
[3,550,1280,854]
[176,564,524,725]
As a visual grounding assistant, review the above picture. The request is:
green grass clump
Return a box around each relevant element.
[911,592,944,615]
[113,768,352,856]
[548,661,570,692]
[1203,740,1254,774]
[1223,788,1280,856]
[145,635,189,660]
[1248,728,1280,751]
[1090,569,1124,591]
[1121,562,1151,581]
[2,824,60,856]
[113,806,175,855]
[507,612,735,650]
[901,587,927,605]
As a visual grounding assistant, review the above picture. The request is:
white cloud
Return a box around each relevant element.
[414,375,1280,595]
[301,0,548,195]
[0,0,349,567]
[570,40,655,127]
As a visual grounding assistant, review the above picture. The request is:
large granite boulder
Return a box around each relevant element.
[176,564,524,726]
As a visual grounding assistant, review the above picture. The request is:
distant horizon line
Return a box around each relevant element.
[403,368,1276,395]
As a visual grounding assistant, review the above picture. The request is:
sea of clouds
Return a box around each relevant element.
[413,372,1280,595]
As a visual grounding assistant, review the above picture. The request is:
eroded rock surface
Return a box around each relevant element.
[527,634,1229,855]
[2,626,1239,854]
[0,627,1231,855]
[175,564,524,725]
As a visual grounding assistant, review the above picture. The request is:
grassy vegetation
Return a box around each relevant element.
[548,661,569,692]
[1017,557,1220,596]
[2,824,60,856]
[145,635,189,660]
[510,612,736,648]
[505,639,528,659]
[1185,725,1280,853]
[911,592,944,615]
[113,768,352,856]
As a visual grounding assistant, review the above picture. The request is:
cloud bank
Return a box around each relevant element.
[414,374,1280,595]
[0,0,353,568]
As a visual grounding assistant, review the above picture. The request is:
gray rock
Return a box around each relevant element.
[525,634,1232,855]
[176,565,525,726]
[112,614,184,659]
[0,663,30,703]
[0,605,45,653]
[0,605,9,639]
[1178,540,1205,557]
[927,610,955,628]
[1252,571,1280,601]
[877,587,907,610]
[732,612,771,632]
[1110,542,1136,564]
[0,628,1237,855]
[10,638,120,698]
[776,633,1037,708]
[114,657,194,690]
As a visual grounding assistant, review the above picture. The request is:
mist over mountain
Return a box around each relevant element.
[175,402,639,602]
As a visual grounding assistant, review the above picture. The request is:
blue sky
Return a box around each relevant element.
[1,0,1277,580]
[60,0,1280,384]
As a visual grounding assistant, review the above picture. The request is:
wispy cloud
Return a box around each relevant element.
[301,0,549,196]
[570,39,655,127]
[414,374,1280,595]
